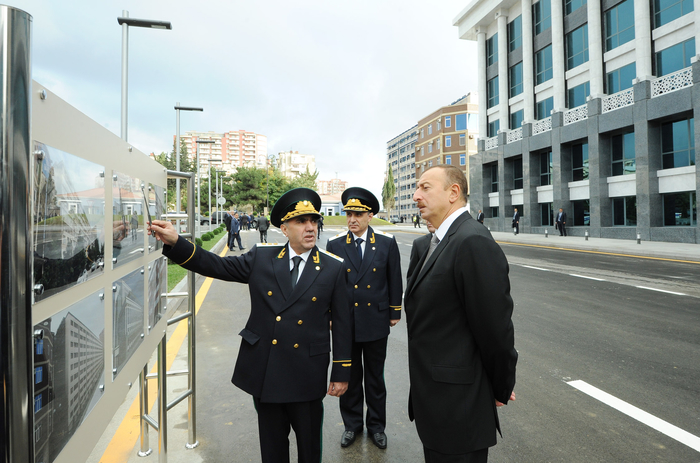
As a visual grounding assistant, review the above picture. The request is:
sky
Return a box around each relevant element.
[13,0,478,200]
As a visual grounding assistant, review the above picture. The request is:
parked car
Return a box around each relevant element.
[210,211,229,224]
[196,214,210,226]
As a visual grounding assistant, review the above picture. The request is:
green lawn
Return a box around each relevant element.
[167,230,227,291]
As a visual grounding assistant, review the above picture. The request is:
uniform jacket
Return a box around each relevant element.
[257,215,270,232]
[404,211,517,454]
[163,237,352,403]
[223,213,232,231]
[326,226,403,343]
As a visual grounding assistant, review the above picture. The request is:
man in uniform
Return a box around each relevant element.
[326,187,402,450]
[148,188,352,463]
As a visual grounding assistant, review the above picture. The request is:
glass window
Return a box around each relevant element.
[445,136,452,147]
[605,0,635,51]
[513,158,523,189]
[536,97,554,120]
[510,62,524,97]
[535,45,553,84]
[487,76,499,109]
[445,116,451,127]
[429,143,432,153]
[428,125,432,135]
[488,119,500,138]
[568,81,590,108]
[655,38,695,76]
[491,164,499,192]
[612,132,636,175]
[566,0,588,14]
[34,395,42,413]
[428,160,433,167]
[509,16,522,51]
[459,134,466,146]
[662,118,695,168]
[541,203,554,226]
[491,206,500,217]
[654,0,694,28]
[437,138,441,149]
[446,155,452,165]
[487,34,498,66]
[534,0,552,35]
[510,109,524,129]
[460,153,466,165]
[573,199,591,225]
[607,62,636,93]
[540,151,552,185]
[437,119,441,130]
[421,128,424,138]
[456,114,467,131]
[35,338,43,355]
[573,143,589,181]
[612,196,637,226]
[35,366,43,384]
[663,192,697,225]
[566,24,589,70]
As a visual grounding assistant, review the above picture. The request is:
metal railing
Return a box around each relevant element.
[138,170,198,462]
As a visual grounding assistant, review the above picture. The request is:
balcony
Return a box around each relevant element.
[532,116,552,135]
[564,105,588,125]
[602,88,634,113]
[506,127,523,144]
[651,67,693,98]
[485,136,498,150]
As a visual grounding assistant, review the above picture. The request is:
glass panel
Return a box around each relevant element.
[605,0,635,51]
[663,192,696,225]
[656,39,694,76]
[487,77,499,108]
[568,82,590,108]
[32,143,106,303]
[509,16,522,51]
[510,62,524,97]
[510,109,524,129]
[487,34,498,66]
[534,0,552,34]
[456,114,467,131]
[34,290,105,463]
[566,25,589,70]
[625,196,637,225]
[573,199,591,225]
[112,172,145,268]
[113,267,145,378]
[566,0,588,14]
[654,0,694,28]
[535,45,554,85]
[148,184,165,252]
[148,256,168,332]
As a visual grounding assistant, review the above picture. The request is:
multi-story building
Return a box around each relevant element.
[316,178,348,195]
[454,0,699,242]
[415,94,480,185]
[276,151,317,180]
[386,126,419,221]
[180,130,268,178]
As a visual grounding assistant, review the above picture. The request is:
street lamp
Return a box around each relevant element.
[117,11,172,141]
[195,139,215,237]
[265,154,275,214]
[215,170,226,214]
[173,104,204,219]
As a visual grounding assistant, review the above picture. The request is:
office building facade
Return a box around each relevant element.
[386,126,419,221]
[454,0,699,242]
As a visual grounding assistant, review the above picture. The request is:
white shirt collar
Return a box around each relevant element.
[288,244,312,262]
[352,228,369,242]
[434,206,469,241]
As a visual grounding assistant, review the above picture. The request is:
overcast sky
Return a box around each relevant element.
[13,0,478,199]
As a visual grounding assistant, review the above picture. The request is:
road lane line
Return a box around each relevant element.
[568,380,700,452]
[521,265,550,271]
[569,274,606,281]
[635,286,686,296]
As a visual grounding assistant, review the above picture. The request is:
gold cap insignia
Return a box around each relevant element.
[281,200,320,223]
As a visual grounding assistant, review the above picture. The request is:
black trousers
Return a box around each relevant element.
[423,446,488,463]
[253,397,324,463]
[259,229,268,243]
[340,336,388,434]
[557,221,566,236]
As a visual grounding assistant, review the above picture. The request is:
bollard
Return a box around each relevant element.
[636,233,641,244]
[584,230,589,241]
[545,229,548,238]
[487,226,490,231]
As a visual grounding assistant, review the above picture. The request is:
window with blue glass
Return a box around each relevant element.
[612,196,637,226]
[460,153,466,165]
[612,132,636,175]
[445,116,451,128]
[35,366,43,384]
[35,338,43,355]
[445,155,452,165]
[535,45,553,84]
[566,24,589,70]
[510,109,524,129]
[534,0,552,35]
[654,0,694,28]
[445,136,452,147]
[510,62,524,97]
[535,97,554,120]
[487,34,498,66]
[661,117,695,168]
[428,125,432,135]
[508,16,522,51]
[488,119,500,138]
[655,38,695,76]
[456,114,467,130]
[607,62,636,93]
[572,142,589,181]
[540,151,552,185]
[605,0,635,51]
[490,163,499,192]
[566,0,587,14]
[487,76,499,109]
[567,81,590,108]
[663,192,697,226]
[34,395,42,413]
[459,134,466,146]
[541,203,554,226]
[513,158,523,189]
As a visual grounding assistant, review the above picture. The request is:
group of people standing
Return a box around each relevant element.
[148,165,517,463]
[223,211,273,250]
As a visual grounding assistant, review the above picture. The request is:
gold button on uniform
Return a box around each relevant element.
[272,339,277,345]
[347,269,351,273]
[354,285,358,289]
[368,303,371,306]
[373,268,376,272]
[354,303,358,307]
[276,316,281,322]
[268,291,272,296]
[312,297,317,302]
[294,344,299,349]
[298,320,303,325]
[367,285,371,289]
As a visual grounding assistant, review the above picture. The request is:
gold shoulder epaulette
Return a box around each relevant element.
[319,249,344,262]
[374,229,394,239]
[255,242,283,247]
[328,232,346,241]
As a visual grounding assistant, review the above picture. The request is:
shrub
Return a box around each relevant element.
[195,238,203,247]
[202,233,212,242]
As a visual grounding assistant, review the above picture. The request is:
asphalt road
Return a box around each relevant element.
[191,227,700,463]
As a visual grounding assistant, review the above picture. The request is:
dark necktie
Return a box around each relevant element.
[355,238,364,261]
[291,256,302,289]
[420,234,440,272]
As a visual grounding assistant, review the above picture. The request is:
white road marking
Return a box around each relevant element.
[568,380,700,452]
[521,265,550,271]
[569,274,606,281]
[635,286,686,296]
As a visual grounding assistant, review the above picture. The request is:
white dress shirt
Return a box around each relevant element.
[288,244,312,284]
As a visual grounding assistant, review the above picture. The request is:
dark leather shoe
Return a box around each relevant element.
[240,247,246,250]
[370,432,387,449]
[340,430,356,448]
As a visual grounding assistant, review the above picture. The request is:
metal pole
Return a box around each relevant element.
[186,176,199,448]
[207,160,212,233]
[0,7,33,463]
[138,364,152,456]
[175,104,180,228]
[158,334,167,463]
[120,10,129,140]
[195,141,200,239]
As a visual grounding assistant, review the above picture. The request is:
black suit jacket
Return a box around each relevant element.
[407,233,431,281]
[404,211,517,454]
[164,238,352,403]
[556,212,567,223]
[256,216,270,231]
[326,226,403,342]
[476,212,484,223]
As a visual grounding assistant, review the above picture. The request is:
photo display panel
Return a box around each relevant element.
[112,267,145,379]
[112,171,145,268]
[148,256,167,332]
[147,183,165,253]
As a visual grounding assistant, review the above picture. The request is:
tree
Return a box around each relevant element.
[289,167,319,190]
[382,168,396,217]
[153,138,194,210]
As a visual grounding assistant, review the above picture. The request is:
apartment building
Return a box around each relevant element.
[454,0,699,242]
[180,130,268,178]
[386,126,419,221]
[276,151,317,180]
[316,178,348,195]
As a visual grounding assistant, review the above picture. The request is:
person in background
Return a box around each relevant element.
[318,214,324,238]
[556,208,567,236]
[257,212,270,243]
[476,209,485,224]
[230,212,245,251]
[512,208,520,235]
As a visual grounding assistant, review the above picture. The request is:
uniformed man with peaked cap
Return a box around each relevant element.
[148,187,352,463]
[326,187,403,450]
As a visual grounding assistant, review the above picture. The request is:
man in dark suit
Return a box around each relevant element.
[149,188,352,463]
[326,187,403,450]
[257,213,270,243]
[229,212,245,251]
[405,165,517,462]
[476,209,485,224]
[556,208,567,236]
[223,211,233,248]
[512,208,520,235]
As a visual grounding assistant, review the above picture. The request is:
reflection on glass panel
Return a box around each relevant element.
[34,291,105,463]
[113,267,145,378]
[148,257,168,331]
[33,143,106,303]
[112,171,145,268]
[148,184,165,252]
